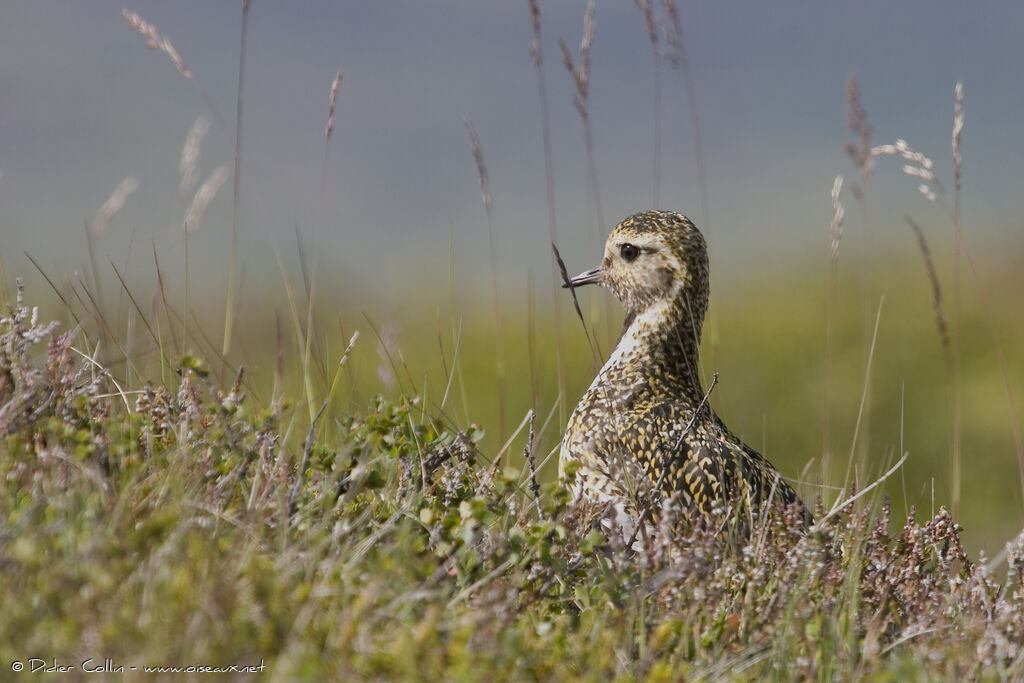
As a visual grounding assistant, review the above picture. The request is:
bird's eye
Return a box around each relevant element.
[620,243,640,262]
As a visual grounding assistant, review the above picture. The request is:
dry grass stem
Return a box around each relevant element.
[556,1,594,121]
[122,10,192,78]
[871,139,942,201]
[326,70,343,140]
[844,75,873,185]
[462,118,505,440]
[303,69,344,421]
[951,81,965,516]
[559,1,610,341]
[222,0,251,358]
[823,175,844,474]
[184,166,230,234]
[843,296,884,496]
[557,0,604,240]
[92,176,139,237]
[905,216,950,360]
[661,0,710,231]
[463,118,492,214]
[829,175,845,263]
[525,0,567,426]
[634,0,661,206]
[552,242,598,367]
[953,82,964,193]
[179,117,210,197]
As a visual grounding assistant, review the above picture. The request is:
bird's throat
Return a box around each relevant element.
[606,298,705,397]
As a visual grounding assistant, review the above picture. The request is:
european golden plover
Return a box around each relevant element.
[560,210,810,539]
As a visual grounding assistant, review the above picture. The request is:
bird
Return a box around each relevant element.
[559,210,811,542]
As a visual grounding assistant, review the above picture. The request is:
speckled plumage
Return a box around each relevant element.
[560,211,810,536]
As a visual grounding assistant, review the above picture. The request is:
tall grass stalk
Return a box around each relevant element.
[526,270,540,415]
[526,0,568,427]
[634,0,661,207]
[444,223,472,426]
[662,0,708,231]
[905,215,955,511]
[24,255,81,332]
[272,243,313,395]
[70,275,137,377]
[823,175,845,479]
[951,82,964,517]
[844,76,876,464]
[179,117,208,359]
[842,296,883,499]
[558,0,612,349]
[661,0,718,407]
[184,165,231,351]
[945,84,1022,511]
[87,175,140,349]
[84,222,104,324]
[300,70,343,423]
[222,0,251,357]
[463,117,506,441]
[109,261,172,375]
[557,0,603,244]
[152,247,175,385]
[867,87,994,517]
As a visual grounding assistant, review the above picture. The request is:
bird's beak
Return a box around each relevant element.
[562,266,603,289]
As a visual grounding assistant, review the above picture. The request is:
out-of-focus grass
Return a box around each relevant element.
[29,237,1019,556]
[169,244,1021,557]
[29,235,1015,557]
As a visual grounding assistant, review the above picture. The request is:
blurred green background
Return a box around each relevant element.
[14,236,1022,557]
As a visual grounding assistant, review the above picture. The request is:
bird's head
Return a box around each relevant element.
[564,210,710,328]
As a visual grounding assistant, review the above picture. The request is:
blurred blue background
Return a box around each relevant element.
[1,1,1021,292]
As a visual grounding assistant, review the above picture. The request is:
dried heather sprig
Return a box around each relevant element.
[325,71,343,140]
[122,10,192,79]
[179,117,210,197]
[92,176,140,237]
[184,166,230,234]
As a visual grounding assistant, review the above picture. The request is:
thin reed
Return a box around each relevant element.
[525,0,568,427]
[464,117,507,441]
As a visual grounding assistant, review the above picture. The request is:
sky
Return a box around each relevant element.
[1,1,1022,305]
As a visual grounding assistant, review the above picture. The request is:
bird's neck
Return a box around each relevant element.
[604,296,705,396]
